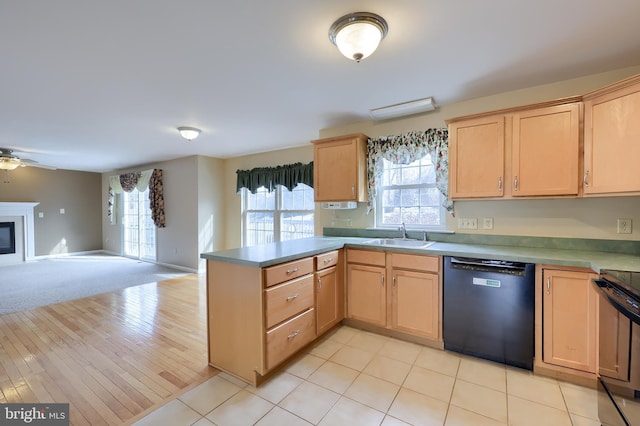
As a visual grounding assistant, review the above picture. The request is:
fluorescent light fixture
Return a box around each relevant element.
[177,126,201,141]
[369,97,436,121]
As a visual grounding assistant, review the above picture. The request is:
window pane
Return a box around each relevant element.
[281,184,314,210]
[377,155,442,228]
[247,187,275,210]
[280,212,314,242]
[246,212,274,246]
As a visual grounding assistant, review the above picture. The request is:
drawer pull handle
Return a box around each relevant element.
[317,277,322,291]
[286,293,299,302]
[514,175,518,191]
[583,170,590,187]
[392,275,396,288]
[498,176,502,191]
[287,330,300,340]
[546,277,551,295]
[323,258,333,264]
[286,268,299,274]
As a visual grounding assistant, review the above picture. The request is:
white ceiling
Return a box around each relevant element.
[2,1,640,173]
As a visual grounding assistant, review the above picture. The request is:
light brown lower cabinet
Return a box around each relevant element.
[347,263,387,327]
[206,250,344,386]
[540,267,598,374]
[346,249,442,344]
[315,250,344,336]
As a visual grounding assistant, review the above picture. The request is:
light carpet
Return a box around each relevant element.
[0,254,191,314]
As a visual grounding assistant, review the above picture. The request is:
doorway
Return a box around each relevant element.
[122,188,156,261]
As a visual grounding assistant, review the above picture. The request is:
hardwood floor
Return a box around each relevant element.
[0,274,218,425]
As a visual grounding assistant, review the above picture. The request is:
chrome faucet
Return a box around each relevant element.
[399,222,407,239]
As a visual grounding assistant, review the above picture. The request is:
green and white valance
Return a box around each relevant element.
[367,129,453,214]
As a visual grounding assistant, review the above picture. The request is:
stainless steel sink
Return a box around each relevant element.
[363,238,435,248]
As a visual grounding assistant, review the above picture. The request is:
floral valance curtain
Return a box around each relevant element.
[107,168,165,227]
[236,161,313,193]
[367,129,453,214]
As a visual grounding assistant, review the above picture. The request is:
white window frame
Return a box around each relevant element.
[241,184,314,247]
[375,156,445,230]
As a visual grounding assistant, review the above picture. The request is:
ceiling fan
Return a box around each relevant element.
[0,148,56,171]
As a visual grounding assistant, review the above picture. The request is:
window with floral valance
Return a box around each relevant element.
[108,168,165,227]
[367,129,453,215]
[236,161,313,193]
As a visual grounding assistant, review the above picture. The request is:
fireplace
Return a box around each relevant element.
[0,202,39,264]
[0,222,16,255]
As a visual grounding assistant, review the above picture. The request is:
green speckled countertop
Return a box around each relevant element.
[200,233,640,272]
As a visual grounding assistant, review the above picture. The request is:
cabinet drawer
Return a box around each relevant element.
[316,250,339,270]
[347,249,385,266]
[391,253,440,273]
[265,308,316,370]
[264,258,314,288]
[265,275,314,329]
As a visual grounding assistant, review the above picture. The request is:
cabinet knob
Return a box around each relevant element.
[286,293,300,302]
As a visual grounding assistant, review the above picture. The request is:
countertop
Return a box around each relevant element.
[200,236,640,272]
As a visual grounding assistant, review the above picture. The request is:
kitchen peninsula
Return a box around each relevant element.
[202,232,640,386]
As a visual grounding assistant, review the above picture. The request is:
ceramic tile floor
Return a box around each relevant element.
[134,326,601,426]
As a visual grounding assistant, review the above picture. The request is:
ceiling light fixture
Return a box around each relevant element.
[329,12,388,62]
[0,156,22,171]
[177,126,201,141]
[369,97,437,121]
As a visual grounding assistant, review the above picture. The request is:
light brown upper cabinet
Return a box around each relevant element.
[447,99,581,200]
[448,115,505,198]
[512,103,580,197]
[583,74,640,196]
[312,133,368,202]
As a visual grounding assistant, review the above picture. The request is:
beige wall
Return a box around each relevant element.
[102,155,224,271]
[221,66,640,247]
[197,156,226,270]
[0,167,102,255]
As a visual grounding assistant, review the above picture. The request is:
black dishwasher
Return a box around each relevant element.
[443,256,535,370]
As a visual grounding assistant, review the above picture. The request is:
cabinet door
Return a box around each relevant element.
[347,264,386,326]
[584,82,640,194]
[542,269,598,373]
[598,294,631,381]
[316,266,343,335]
[313,135,367,202]
[449,115,505,198]
[512,103,580,196]
[391,269,439,340]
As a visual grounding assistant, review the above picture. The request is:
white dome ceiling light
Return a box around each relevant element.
[177,126,201,141]
[328,12,388,62]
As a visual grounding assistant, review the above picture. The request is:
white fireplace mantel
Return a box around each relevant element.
[0,202,39,261]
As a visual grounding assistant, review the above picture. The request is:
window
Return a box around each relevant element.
[242,183,314,246]
[376,156,444,228]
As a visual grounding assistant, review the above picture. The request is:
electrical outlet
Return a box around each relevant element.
[617,218,632,234]
[483,217,494,230]
[458,218,478,229]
